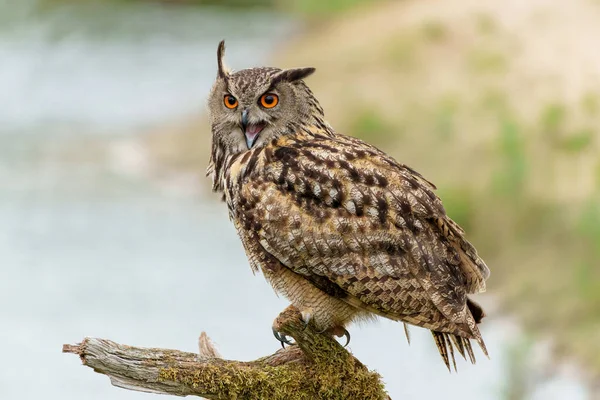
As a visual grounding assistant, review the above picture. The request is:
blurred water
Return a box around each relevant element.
[0,1,592,399]
[0,0,293,134]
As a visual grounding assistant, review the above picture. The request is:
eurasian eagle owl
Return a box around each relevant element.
[207,41,490,370]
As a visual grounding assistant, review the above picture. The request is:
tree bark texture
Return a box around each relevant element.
[63,306,390,399]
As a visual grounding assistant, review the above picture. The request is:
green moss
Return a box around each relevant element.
[158,355,386,399]
[159,362,304,398]
[157,317,388,399]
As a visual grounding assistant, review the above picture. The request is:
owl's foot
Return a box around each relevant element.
[334,326,351,347]
[300,308,314,330]
[272,328,294,348]
[318,326,351,347]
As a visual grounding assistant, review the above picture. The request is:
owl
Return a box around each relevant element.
[207,41,490,371]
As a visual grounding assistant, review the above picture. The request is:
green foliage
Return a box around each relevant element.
[436,187,474,231]
[576,197,600,249]
[558,129,594,152]
[581,92,600,116]
[475,13,498,35]
[386,36,418,70]
[493,114,528,196]
[348,108,397,145]
[40,0,375,15]
[574,261,600,303]
[479,88,509,113]
[539,102,566,136]
[281,0,377,15]
[596,160,600,190]
[43,0,273,7]
[433,95,458,140]
[170,0,272,7]
[193,0,272,7]
[421,20,448,42]
[468,48,508,74]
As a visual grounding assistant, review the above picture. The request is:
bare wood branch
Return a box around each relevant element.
[63,306,389,399]
[198,332,221,359]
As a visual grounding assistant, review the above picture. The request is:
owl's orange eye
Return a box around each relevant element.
[260,93,279,109]
[224,95,238,109]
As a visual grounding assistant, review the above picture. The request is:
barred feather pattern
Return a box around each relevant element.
[214,127,489,369]
[207,58,490,370]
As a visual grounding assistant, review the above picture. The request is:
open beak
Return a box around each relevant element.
[241,109,265,149]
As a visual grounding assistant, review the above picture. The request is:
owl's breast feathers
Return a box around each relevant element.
[221,129,489,355]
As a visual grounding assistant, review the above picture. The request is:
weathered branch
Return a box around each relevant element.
[63,306,389,399]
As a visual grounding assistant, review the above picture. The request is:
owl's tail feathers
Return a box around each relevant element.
[432,331,464,372]
[431,331,486,372]
[466,297,490,360]
[432,298,489,372]
[403,323,411,345]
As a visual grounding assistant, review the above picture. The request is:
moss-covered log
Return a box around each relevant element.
[63,306,389,399]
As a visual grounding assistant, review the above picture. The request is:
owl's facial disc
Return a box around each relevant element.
[241,109,266,149]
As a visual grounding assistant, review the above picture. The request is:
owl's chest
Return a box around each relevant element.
[226,177,282,238]
[222,152,284,225]
[220,150,262,210]
[226,180,286,277]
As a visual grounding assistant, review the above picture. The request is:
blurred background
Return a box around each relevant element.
[1,0,598,399]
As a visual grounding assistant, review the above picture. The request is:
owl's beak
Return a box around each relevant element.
[241,109,249,130]
[241,109,265,149]
[245,123,265,149]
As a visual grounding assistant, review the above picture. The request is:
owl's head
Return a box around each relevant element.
[207,41,322,158]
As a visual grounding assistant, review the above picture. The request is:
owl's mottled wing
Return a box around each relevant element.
[239,134,488,335]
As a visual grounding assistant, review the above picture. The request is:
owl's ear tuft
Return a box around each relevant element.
[217,40,230,79]
[271,67,316,85]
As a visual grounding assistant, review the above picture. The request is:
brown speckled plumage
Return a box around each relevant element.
[207,41,490,371]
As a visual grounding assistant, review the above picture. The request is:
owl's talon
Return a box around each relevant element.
[341,328,351,347]
[329,326,351,347]
[315,326,351,347]
[272,328,294,348]
[300,309,313,331]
